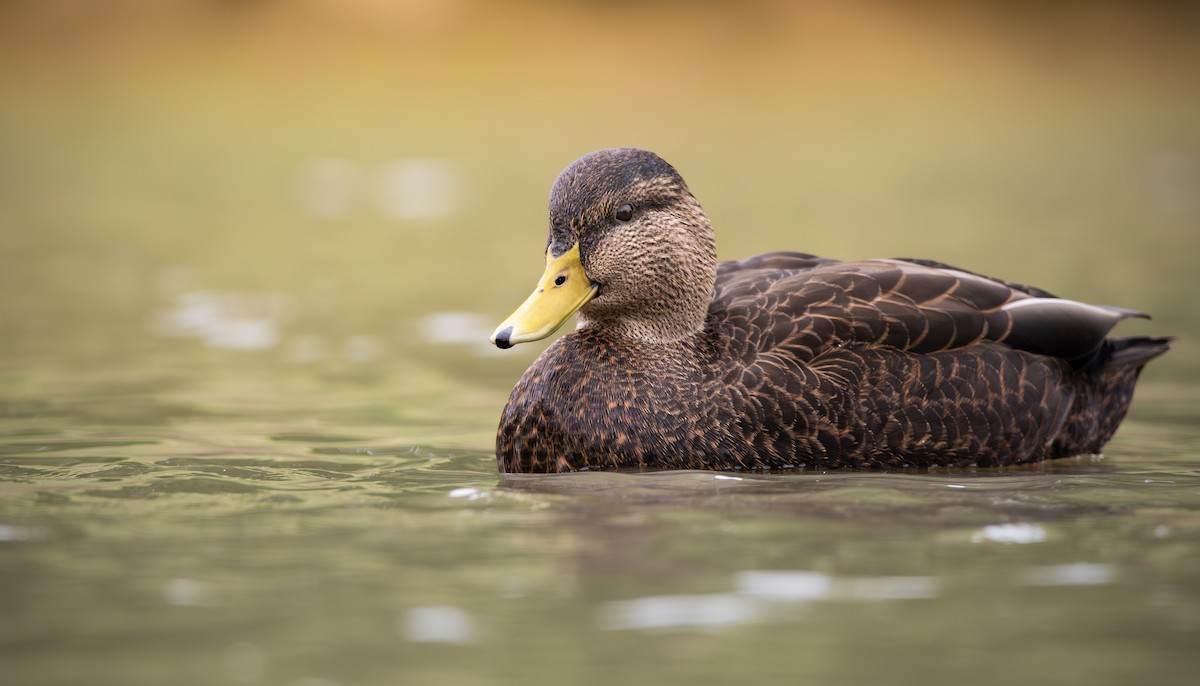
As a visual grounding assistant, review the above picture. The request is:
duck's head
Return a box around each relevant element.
[491,148,718,349]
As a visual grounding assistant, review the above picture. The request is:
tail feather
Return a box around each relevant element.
[1072,335,1174,373]
[1103,336,1176,369]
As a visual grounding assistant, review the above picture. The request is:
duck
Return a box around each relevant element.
[489,148,1172,473]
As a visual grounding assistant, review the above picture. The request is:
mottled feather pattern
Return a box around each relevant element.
[498,254,1148,472]
[495,149,1171,472]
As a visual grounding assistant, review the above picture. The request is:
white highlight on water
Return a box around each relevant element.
[401,605,477,644]
[163,578,212,607]
[602,570,940,631]
[1024,563,1117,587]
[151,290,291,351]
[601,593,764,631]
[970,523,1047,544]
[735,570,832,601]
[448,487,489,501]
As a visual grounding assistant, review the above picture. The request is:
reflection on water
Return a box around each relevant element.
[602,572,941,631]
[162,577,215,607]
[1023,563,1117,587]
[419,311,502,358]
[970,522,1047,543]
[603,593,766,631]
[152,290,292,350]
[403,605,478,644]
[150,288,398,365]
[737,570,940,601]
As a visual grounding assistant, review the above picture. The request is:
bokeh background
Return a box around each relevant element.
[1,0,1197,394]
[2,3,1200,686]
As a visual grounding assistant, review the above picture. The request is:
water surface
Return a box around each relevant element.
[1,348,1198,686]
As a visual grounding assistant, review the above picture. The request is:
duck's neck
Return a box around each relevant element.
[578,310,709,345]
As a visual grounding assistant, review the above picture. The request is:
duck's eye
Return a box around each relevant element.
[554,274,567,287]
[615,204,633,222]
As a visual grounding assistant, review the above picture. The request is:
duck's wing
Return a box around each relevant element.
[714,252,839,300]
[888,257,1058,299]
[713,255,1146,367]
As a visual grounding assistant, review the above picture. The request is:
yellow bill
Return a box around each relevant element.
[491,243,598,349]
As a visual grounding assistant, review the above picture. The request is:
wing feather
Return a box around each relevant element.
[712,254,1142,367]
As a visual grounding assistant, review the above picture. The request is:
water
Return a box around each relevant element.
[1,344,1198,686]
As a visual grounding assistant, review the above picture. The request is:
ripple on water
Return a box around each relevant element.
[0,439,159,455]
[496,467,1188,526]
[269,433,370,443]
[85,476,267,499]
[0,440,498,513]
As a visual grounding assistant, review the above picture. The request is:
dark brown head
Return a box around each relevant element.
[491,148,718,348]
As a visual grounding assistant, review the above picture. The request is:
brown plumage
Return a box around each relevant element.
[493,148,1173,472]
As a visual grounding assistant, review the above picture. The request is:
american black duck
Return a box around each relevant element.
[490,148,1172,473]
